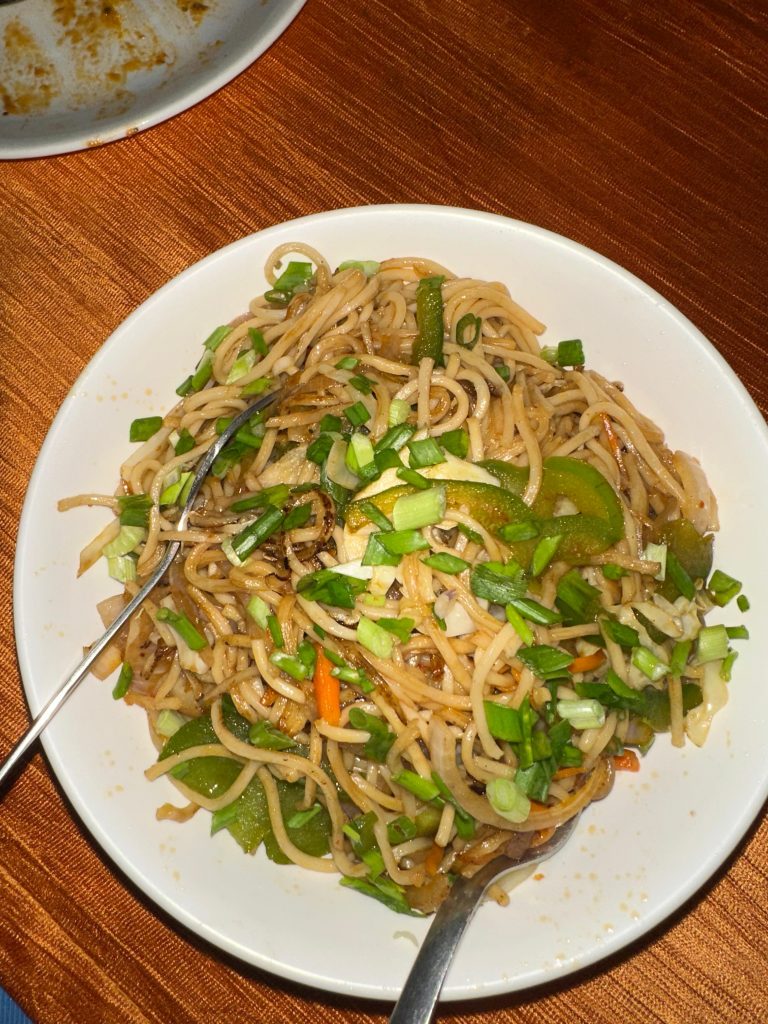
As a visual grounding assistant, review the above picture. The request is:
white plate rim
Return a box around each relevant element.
[13,203,768,1000]
[0,0,306,160]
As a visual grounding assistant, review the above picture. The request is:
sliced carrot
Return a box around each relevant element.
[569,650,605,674]
[313,646,340,726]
[613,749,641,772]
[552,765,585,781]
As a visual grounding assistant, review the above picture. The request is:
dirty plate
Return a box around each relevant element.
[0,0,305,159]
[14,205,768,1000]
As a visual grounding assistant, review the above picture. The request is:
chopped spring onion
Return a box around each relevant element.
[107,554,137,582]
[727,625,749,640]
[174,428,196,456]
[266,614,284,648]
[696,624,729,664]
[457,522,483,545]
[356,616,395,659]
[391,770,440,803]
[377,617,415,643]
[669,639,692,676]
[602,562,627,581]
[362,593,386,608]
[203,325,232,351]
[422,552,469,574]
[307,433,335,465]
[396,467,431,490]
[286,805,323,829]
[226,349,256,383]
[666,549,695,599]
[129,416,163,442]
[407,437,445,469]
[248,327,268,355]
[643,542,668,581]
[356,499,393,532]
[555,570,602,624]
[221,537,246,567]
[708,569,742,606]
[347,707,395,762]
[270,651,310,681]
[555,339,585,367]
[156,709,186,738]
[486,777,530,823]
[272,260,313,297]
[388,398,411,426]
[102,525,146,557]
[556,698,605,730]
[378,528,434,552]
[531,534,563,576]
[248,720,296,750]
[296,568,368,608]
[240,377,273,397]
[374,422,417,452]
[159,471,193,506]
[737,594,750,613]
[361,533,401,567]
[506,597,561,626]
[230,506,285,561]
[246,595,270,629]
[720,649,738,682]
[348,374,374,395]
[117,493,152,528]
[319,414,343,433]
[498,520,540,543]
[469,560,526,605]
[438,428,469,459]
[495,363,511,382]
[601,617,640,649]
[112,662,133,700]
[504,604,534,645]
[631,645,669,681]
[176,352,213,396]
[230,484,290,513]
[391,485,446,531]
[156,607,208,650]
[455,313,482,349]
[345,433,376,477]
[283,503,313,531]
[338,259,380,276]
[517,645,573,681]
[344,401,371,427]
[335,356,358,370]
[484,700,524,741]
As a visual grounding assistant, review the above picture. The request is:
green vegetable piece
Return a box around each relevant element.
[411,275,446,367]
[652,518,713,601]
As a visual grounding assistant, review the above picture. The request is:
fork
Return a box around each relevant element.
[389,813,581,1024]
[1,390,278,792]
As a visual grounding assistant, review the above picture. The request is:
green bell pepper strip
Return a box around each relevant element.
[158,696,330,856]
[346,477,617,568]
[651,517,713,601]
[480,456,625,541]
[411,276,445,367]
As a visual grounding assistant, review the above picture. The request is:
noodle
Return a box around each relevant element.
[63,247,736,917]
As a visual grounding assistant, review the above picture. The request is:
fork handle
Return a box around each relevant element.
[389,860,500,1024]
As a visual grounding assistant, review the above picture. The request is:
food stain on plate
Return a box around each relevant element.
[0,0,218,117]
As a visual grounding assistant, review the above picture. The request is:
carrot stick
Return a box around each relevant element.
[613,749,641,772]
[569,650,605,673]
[552,765,585,781]
[425,842,443,876]
[313,646,340,726]
[599,412,626,475]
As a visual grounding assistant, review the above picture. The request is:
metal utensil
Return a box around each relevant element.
[1,391,278,792]
[389,814,581,1024]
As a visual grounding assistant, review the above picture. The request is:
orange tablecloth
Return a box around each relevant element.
[1,2,766,1021]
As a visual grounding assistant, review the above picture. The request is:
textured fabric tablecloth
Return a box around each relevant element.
[1,1,766,1022]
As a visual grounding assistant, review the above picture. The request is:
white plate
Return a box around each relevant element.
[0,0,305,159]
[14,205,768,1001]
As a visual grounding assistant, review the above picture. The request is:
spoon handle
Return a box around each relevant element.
[389,863,497,1024]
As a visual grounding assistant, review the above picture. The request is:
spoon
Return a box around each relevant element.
[1,390,278,793]
[389,813,581,1024]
